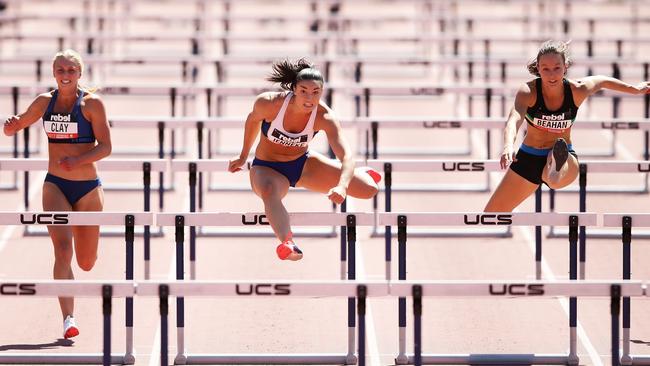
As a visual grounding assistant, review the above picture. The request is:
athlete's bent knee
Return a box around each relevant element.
[77,256,97,272]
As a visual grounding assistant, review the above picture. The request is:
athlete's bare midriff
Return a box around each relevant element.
[522,126,572,149]
[47,143,98,179]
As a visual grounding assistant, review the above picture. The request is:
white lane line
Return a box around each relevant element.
[0,172,46,255]
[347,199,382,366]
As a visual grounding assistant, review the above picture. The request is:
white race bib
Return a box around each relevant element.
[44,117,79,139]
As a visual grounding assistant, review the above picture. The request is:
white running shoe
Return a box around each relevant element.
[63,315,79,339]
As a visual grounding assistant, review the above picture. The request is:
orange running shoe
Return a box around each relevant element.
[276,239,303,261]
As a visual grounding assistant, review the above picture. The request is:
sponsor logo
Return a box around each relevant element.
[442,162,485,171]
[270,129,309,147]
[488,284,545,296]
[422,121,462,128]
[0,283,36,295]
[49,114,71,122]
[601,122,639,130]
[409,87,445,96]
[19,213,69,225]
[241,214,269,225]
[235,284,291,295]
[638,164,650,172]
[463,214,512,225]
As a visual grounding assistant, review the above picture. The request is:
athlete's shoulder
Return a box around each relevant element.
[514,80,536,103]
[254,91,286,109]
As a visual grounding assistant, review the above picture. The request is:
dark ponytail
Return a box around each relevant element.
[267,58,323,91]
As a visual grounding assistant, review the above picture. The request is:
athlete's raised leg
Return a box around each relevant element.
[543,139,579,189]
[296,151,379,198]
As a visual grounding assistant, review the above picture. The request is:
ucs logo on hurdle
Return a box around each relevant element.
[0,283,36,296]
[489,284,545,296]
[235,284,291,296]
[463,214,512,225]
[19,213,69,225]
[443,162,485,171]
[422,121,462,128]
[241,214,269,225]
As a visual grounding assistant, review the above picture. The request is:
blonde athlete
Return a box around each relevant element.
[485,40,650,212]
[3,49,111,338]
[229,58,379,261]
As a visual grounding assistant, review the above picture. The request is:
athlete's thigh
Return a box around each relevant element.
[484,169,540,212]
[295,151,342,194]
[71,186,103,255]
[249,165,290,199]
[42,182,73,243]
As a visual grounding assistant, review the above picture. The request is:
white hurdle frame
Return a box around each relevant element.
[169,159,339,239]
[378,212,598,365]
[0,158,164,279]
[603,214,650,366]
[0,280,135,366]
[155,211,375,365]
[0,212,153,365]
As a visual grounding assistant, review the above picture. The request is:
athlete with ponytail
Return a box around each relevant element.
[229,58,379,261]
[485,40,650,212]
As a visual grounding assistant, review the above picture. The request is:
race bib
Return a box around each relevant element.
[269,129,309,147]
[44,114,79,139]
[528,112,573,133]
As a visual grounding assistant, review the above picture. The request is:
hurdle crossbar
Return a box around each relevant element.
[0,280,135,365]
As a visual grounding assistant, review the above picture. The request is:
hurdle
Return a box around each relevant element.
[389,280,646,366]
[365,159,511,248]
[0,280,135,366]
[603,214,650,366]
[546,161,650,282]
[155,211,375,365]
[137,280,386,366]
[378,212,598,365]
[170,160,338,242]
[0,211,153,365]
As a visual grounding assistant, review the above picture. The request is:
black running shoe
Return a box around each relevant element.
[552,138,569,172]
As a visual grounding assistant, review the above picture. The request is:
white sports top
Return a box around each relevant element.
[262,92,318,148]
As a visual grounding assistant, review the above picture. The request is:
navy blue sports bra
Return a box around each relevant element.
[42,89,96,144]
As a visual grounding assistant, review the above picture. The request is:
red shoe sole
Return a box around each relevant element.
[64,326,79,339]
[366,169,381,183]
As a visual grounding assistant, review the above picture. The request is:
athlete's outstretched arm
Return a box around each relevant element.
[577,76,650,96]
[3,94,51,136]
[500,84,532,169]
[228,93,271,172]
[320,105,354,204]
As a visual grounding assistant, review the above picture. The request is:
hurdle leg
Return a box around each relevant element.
[395,215,408,365]
[174,216,187,365]
[413,285,422,366]
[357,285,367,366]
[124,215,135,364]
[346,214,358,365]
[621,216,632,365]
[102,285,112,366]
[159,285,170,366]
[568,216,579,366]
[612,285,622,366]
